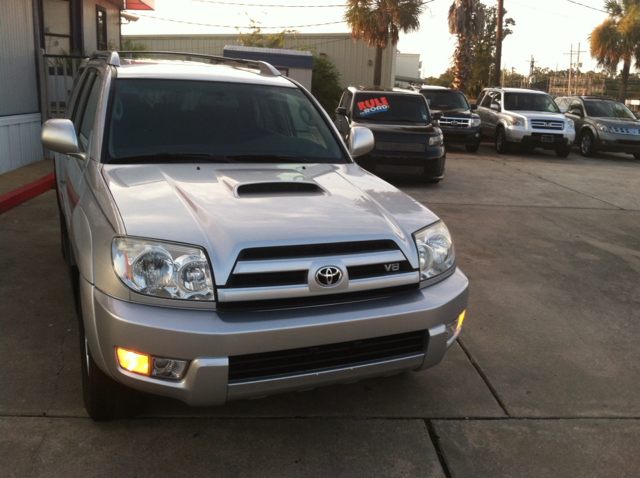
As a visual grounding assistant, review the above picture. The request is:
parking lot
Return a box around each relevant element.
[1,144,639,477]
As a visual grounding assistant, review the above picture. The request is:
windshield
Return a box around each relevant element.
[503,93,560,113]
[584,100,636,119]
[106,79,347,163]
[420,89,470,111]
[352,92,430,123]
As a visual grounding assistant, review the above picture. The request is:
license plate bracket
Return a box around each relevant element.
[541,135,554,143]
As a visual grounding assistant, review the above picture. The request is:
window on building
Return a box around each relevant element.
[96,7,107,50]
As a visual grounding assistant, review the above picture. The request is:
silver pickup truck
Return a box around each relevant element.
[41,51,469,421]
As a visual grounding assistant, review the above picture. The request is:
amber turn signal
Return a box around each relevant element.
[116,347,150,375]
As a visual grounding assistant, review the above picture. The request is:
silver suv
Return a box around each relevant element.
[476,87,575,157]
[41,52,469,421]
[555,96,640,159]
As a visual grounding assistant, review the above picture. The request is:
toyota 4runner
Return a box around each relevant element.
[41,51,469,421]
[476,87,575,157]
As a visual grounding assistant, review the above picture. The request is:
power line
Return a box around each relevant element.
[183,0,344,6]
[132,12,345,28]
[565,0,606,13]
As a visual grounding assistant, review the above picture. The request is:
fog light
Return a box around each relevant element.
[152,356,188,380]
[446,310,466,341]
[116,347,150,375]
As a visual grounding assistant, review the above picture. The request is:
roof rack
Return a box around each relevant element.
[89,50,281,77]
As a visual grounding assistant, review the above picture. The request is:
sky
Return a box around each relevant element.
[122,0,612,79]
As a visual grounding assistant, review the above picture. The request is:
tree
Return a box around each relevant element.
[448,0,485,93]
[589,0,640,102]
[237,17,296,48]
[311,56,343,119]
[344,0,424,87]
[424,69,455,88]
[467,4,514,98]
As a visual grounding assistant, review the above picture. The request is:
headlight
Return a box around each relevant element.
[471,115,481,127]
[596,123,610,132]
[429,134,444,146]
[112,237,214,300]
[507,116,524,126]
[414,221,455,281]
[566,119,575,130]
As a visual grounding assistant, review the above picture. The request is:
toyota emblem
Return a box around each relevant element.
[315,266,343,287]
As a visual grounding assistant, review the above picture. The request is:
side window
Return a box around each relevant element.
[480,92,493,107]
[490,92,502,108]
[569,100,584,115]
[339,91,353,113]
[72,70,102,152]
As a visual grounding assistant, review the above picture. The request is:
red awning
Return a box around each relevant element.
[124,0,155,10]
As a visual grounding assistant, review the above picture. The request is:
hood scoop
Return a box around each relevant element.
[217,168,327,198]
[237,181,325,197]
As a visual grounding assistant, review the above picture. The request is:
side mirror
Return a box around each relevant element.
[41,119,86,160]
[432,112,443,121]
[490,103,500,112]
[349,126,375,157]
[560,108,567,114]
[471,104,478,111]
[569,109,583,117]
[335,107,347,116]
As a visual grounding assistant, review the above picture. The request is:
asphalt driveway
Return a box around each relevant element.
[1,145,639,477]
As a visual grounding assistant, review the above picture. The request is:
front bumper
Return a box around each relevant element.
[441,125,482,145]
[595,131,640,154]
[506,126,575,149]
[83,268,469,406]
[355,147,446,179]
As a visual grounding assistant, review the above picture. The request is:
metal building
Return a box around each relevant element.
[123,33,397,89]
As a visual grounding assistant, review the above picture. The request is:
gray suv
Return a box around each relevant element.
[476,87,575,157]
[40,51,469,421]
[555,96,640,159]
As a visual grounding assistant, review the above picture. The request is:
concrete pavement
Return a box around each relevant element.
[1,146,639,477]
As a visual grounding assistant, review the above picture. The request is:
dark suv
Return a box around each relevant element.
[419,86,482,152]
[335,87,446,182]
[555,96,640,159]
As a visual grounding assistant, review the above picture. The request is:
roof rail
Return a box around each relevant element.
[98,50,280,77]
[90,51,120,66]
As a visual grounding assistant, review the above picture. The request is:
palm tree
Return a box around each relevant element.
[345,0,424,87]
[448,0,485,93]
[590,0,640,102]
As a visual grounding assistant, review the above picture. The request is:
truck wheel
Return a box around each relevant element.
[579,130,597,157]
[555,147,571,158]
[77,289,142,421]
[465,143,480,153]
[495,127,509,154]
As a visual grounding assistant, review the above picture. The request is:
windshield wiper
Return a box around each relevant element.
[108,153,233,164]
[225,154,308,163]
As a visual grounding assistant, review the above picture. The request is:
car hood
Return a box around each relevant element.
[589,117,640,128]
[429,109,474,118]
[102,163,439,285]
[511,111,567,120]
[351,120,438,135]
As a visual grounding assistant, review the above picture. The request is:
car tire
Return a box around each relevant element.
[579,130,597,157]
[77,281,142,421]
[555,147,571,158]
[465,143,480,153]
[60,214,69,261]
[495,127,509,154]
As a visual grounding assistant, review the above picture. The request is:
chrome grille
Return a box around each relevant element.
[531,120,564,130]
[610,127,640,135]
[439,117,471,128]
[376,142,426,152]
[218,240,417,303]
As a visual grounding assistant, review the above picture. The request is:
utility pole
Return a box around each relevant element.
[564,44,587,95]
[493,0,504,86]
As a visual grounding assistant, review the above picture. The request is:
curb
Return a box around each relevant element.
[0,173,56,214]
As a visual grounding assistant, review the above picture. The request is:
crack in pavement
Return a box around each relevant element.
[45,316,75,416]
